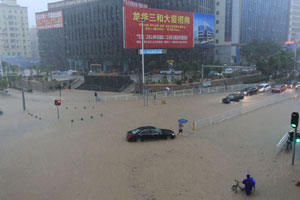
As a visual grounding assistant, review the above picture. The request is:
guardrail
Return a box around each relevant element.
[193,93,300,130]
[100,83,260,103]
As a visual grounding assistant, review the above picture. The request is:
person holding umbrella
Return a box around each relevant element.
[178,119,188,135]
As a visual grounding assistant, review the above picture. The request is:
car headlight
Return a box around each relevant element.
[244,92,247,95]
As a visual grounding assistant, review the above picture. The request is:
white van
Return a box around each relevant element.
[224,68,233,74]
[258,83,271,92]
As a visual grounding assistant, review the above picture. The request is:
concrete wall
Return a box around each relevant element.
[13,80,70,92]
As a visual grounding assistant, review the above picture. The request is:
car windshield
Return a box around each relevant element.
[274,85,282,88]
[0,0,297,199]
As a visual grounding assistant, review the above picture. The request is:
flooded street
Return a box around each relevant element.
[0,89,300,200]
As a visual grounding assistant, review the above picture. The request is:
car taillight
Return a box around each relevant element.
[127,135,132,140]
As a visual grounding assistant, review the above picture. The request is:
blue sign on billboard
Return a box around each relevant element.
[139,49,166,54]
[193,13,215,47]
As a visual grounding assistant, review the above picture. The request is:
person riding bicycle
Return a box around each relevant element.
[242,174,255,196]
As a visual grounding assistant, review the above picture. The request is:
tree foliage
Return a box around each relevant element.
[241,40,294,77]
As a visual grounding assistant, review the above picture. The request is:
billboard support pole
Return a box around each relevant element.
[139,18,146,107]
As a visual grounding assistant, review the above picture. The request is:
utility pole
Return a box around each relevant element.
[21,75,26,111]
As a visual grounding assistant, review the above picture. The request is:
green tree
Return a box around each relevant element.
[147,60,156,72]
[178,61,189,79]
[241,40,282,64]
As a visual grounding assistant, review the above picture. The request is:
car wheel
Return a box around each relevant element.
[136,138,142,142]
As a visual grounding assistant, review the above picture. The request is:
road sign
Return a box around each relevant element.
[139,49,167,55]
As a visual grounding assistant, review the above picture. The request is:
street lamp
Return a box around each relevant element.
[138,18,147,106]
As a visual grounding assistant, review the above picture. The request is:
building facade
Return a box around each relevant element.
[0,0,31,58]
[215,0,290,64]
[288,0,300,43]
[37,0,215,72]
[29,27,39,60]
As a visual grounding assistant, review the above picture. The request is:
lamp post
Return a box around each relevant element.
[139,18,147,106]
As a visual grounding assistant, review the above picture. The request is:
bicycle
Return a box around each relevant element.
[231,180,244,194]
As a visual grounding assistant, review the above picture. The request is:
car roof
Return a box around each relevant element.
[137,126,156,130]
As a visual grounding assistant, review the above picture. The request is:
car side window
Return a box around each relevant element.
[140,130,151,135]
[151,129,160,135]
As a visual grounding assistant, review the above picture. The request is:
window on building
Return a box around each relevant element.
[216,20,219,24]
[216,11,219,15]
[216,29,219,33]
[216,39,219,44]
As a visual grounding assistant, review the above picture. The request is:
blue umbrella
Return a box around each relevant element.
[178,119,188,124]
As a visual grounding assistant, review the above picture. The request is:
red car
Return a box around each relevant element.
[271,85,286,93]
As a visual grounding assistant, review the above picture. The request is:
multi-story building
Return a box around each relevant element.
[215,0,290,64]
[37,0,214,72]
[29,27,40,60]
[288,0,300,43]
[0,0,31,58]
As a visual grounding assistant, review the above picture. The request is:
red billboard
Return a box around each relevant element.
[36,10,64,30]
[124,6,194,49]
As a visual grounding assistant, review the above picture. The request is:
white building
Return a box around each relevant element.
[214,0,242,64]
[0,0,31,58]
[288,0,300,43]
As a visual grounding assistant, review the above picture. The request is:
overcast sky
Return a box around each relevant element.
[17,0,58,28]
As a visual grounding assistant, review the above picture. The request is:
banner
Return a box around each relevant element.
[193,13,215,47]
[36,10,63,30]
[124,6,194,49]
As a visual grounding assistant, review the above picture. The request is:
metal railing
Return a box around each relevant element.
[193,93,299,130]
[100,83,260,103]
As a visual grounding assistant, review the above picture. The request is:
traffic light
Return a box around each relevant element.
[296,133,300,143]
[291,112,299,128]
[54,100,61,106]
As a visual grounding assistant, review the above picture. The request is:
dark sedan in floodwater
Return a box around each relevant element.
[126,126,176,142]
[222,94,244,104]
[239,87,258,96]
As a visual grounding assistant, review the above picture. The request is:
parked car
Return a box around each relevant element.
[126,126,176,142]
[222,93,244,104]
[258,83,271,92]
[224,68,233,74]
[287,81,297,89]
[295,82,300,90]
[239,87,258,96]
[160,69,182,75]
[271,85,286,93]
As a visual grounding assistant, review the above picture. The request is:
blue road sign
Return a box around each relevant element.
[139,49,167,55]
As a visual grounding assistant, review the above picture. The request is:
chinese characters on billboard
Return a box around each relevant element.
[124,6,194,49]
[36,10,64,30]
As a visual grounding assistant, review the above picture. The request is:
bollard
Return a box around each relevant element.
[91,116,93,119]
[81,118,83,121]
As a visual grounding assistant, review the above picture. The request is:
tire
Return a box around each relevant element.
[136,138,142,142]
